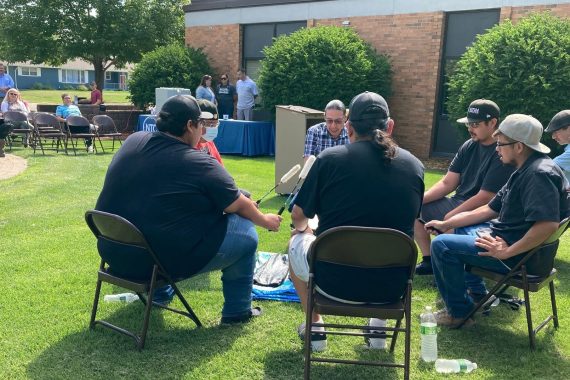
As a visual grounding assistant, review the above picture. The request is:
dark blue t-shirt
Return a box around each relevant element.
[95,131,240,279]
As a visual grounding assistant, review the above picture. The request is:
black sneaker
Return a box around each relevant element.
[298,322,327,352]
[221,307,262,324]
[415,259,433,275]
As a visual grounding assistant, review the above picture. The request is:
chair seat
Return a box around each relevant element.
[314,292,405,320]
[469,267,557,292]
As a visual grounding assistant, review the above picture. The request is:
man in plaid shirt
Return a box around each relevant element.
[303,100,349,161]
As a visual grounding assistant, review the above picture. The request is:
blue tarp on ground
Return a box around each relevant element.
[252,252,300,303]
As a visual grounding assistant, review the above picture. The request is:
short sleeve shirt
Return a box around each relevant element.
[236,77,258,109]
[90,89,102,104]
[55,104,82,119]
[95,132,240,279]
[295,141,425,238]
[553,145,570,184]
[449,139,515,200]
[489,152,570,246]
[216,84,236,106]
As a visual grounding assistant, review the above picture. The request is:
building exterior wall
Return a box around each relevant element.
[185,1,570,158]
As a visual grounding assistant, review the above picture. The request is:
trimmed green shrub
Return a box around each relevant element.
[128,44,211,108]
[447,12,570,154]
[258,26,391,112]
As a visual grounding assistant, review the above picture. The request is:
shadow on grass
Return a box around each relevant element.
[26,299,244,379]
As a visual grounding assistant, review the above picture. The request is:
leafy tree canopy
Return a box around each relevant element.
[128,44,211,108]
[258,26,391,112]
[0,0,185,90]
[447,12,570,154]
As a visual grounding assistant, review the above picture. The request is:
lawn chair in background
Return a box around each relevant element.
[85,210,202,350]
[65,115,99,155]
[92,115,123,153]
[3,111,33,150]
[31,112,67,155]
[459,216,570,349]
[303,226,417,380]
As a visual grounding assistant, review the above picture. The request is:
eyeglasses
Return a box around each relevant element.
[465,121,483,128]
[8,93,17,96]
[325,118,344,126]
[220,77,227,80]
[200,119,219,128]
[496,141,518,148]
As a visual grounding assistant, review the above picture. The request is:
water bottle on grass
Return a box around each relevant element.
[103,292,139,303]
[420,305,438,362]
[435,359,478,373]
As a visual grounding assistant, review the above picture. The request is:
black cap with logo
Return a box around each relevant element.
[457,99,500,123]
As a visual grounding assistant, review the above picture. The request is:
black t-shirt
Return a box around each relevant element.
[488,153,570,272]
[449,139,514,201]
[295,142,425,238]
[215,84,236,107]
[95,132,240,279]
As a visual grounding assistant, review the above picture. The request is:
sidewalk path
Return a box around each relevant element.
[0,154,27,180]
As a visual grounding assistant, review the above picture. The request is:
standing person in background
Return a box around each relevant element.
[0,63,15,102]
[196,75,217,104]
[215,73,236,120]
[546,110,570,183]
[236,68,258,121]
[78,81,103,105]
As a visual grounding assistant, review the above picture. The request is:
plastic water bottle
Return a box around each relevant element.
[420,306,438,362]
[435,359,478,373]
[103,292,139,303]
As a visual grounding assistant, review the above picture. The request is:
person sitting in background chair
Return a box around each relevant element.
[546,110,570,183]
[78,81,103,106]
[56,93,96,153]
[303,100,349,162]
[0,88,34,146]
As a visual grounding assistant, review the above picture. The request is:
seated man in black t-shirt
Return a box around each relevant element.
[425,114,570,327]
[415,99,514,284]
[95,95,282,324]
[288,92,424,352]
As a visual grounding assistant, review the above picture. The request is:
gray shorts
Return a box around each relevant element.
[421,197,464,222]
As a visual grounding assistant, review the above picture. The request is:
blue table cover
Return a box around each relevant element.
[136,114,157,132]
[214,119,275,156]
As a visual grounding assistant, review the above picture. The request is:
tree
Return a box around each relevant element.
[258,26,391,112]
[128,44,212,108]
[447,12,570,154]
[0,0,185,94]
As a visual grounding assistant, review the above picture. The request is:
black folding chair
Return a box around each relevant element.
[65,115,99,155]
[459,217,570,349]
[303,226,417,380]
[92,115,123,153]
[3,111,33,150]
[85,210,202,350]
[31,112,67,155]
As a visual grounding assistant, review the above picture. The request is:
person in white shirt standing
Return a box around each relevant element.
[235,68,258,121]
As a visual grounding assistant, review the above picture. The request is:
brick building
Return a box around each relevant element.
[184,0,570,158]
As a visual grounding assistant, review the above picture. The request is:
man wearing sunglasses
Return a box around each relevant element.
[303,99,349,162]
[215,74,236,120]
[414,99,514,286]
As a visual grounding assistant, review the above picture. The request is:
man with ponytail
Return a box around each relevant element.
[288,91,424,352]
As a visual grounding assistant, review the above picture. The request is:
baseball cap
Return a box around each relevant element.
[496,114,550,154]
[348,91,389,122]
[457,99,500,123]
[545,110,570,133]
[160,95,213,123]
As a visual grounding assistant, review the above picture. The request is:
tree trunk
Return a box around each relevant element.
[91,59,105,97]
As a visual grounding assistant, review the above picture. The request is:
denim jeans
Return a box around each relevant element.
[431,225,511,318]
[455,223,493,296]
[197,214,258,318]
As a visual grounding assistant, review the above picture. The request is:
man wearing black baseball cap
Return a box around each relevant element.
[288,91,424,352]
[414,99,514,290]
[546,110,570,182]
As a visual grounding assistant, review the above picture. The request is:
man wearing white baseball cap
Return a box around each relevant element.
[425,114,570,327]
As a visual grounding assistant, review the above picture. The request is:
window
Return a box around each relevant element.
[59,69,89,84]
[105,71,112,81]
[18,66,41,77]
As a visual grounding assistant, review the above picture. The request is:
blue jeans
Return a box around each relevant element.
[197,214,258,318]
[431,225,511,318]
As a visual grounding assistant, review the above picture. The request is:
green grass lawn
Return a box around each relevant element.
[0,146,569,379]
[20,90,131,104]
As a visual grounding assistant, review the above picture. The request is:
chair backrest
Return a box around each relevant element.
[33,112,61,130]
[3,111,28,122]
[544,216,570,244]
[85,210,164,279]
[66,115,90,128]
[92,115,118,134]
[308,226,418,304]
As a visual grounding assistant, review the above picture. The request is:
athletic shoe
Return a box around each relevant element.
[298,322,327,352]
[364,318,387,349]
[87,145,94,153]
[415,259,433,275]
[221,307,262,324]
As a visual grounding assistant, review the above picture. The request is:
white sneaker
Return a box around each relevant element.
[298,322,327,352]
[87,145,94,153]
[365,318,387,349]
